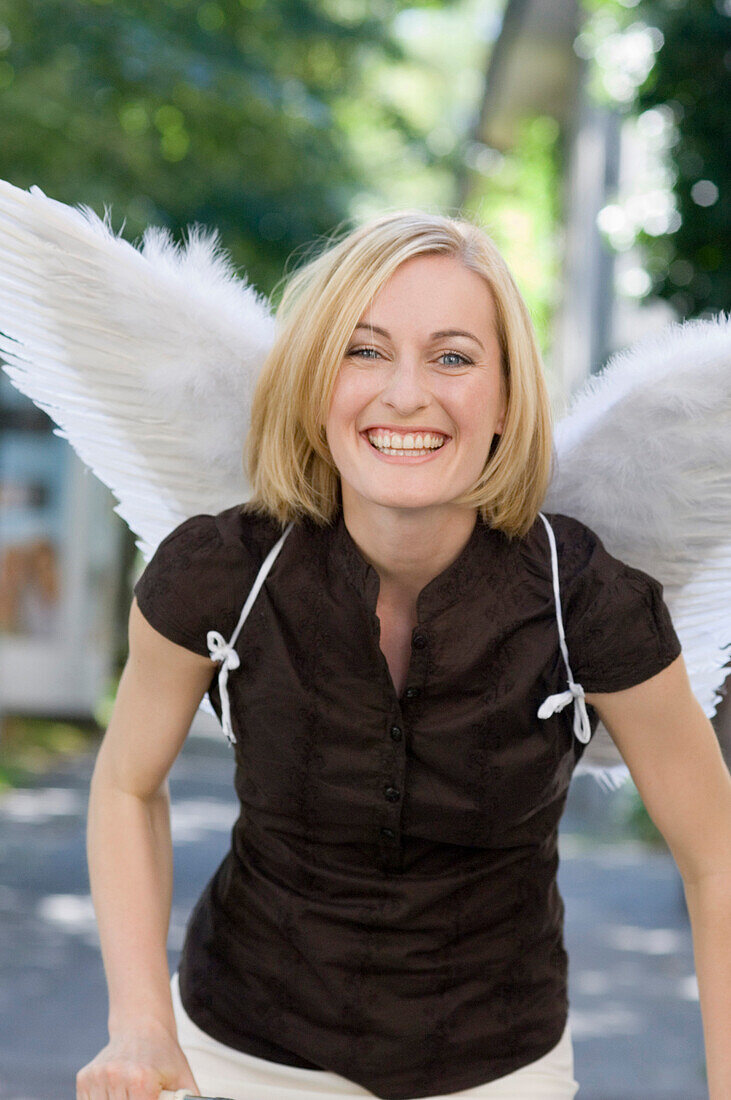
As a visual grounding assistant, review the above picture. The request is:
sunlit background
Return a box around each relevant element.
[0,1,728,1097]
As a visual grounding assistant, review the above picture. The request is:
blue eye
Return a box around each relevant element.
[347,347,380,359]
[345,347,471,367]
[440,352,471,366]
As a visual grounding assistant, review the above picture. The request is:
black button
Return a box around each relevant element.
[384,785,400,802]
[412,633,427,649]
[404,687,420,699]
[380,827,396,839]
[390,725,402,741]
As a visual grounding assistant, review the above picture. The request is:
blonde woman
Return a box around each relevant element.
[4,206,726,1099]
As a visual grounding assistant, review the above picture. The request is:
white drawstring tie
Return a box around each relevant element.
[537,680,592,745]
[535,513,592,746]
[205,521,295,748]
[207,630,240,746]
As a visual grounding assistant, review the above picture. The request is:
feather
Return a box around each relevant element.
[0,177,276,564]
[0,177,277,728]
[545,313,731,790]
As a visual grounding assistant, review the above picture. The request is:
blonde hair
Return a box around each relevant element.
[242,209,554,540]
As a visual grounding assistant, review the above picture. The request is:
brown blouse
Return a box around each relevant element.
[133,500,682,1099]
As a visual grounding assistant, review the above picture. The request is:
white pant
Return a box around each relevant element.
[170,972,579,1099]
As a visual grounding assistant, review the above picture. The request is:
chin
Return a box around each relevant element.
[357,488,452,511]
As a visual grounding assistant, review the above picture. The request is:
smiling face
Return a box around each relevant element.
[325,253,507,522]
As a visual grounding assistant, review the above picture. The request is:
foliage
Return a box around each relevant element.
[0,0,448,296]
[634,0,729,317]
[578,0,730,319]
[461,115,562,357]
[0,714,98,791]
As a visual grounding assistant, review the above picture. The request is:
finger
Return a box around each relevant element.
[86,1073,108,1100]
[75,1066,93,1100]
[86,1076,106,1100]
[179,1058,203,1096]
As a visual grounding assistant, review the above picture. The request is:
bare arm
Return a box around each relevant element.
[78,596,217,1098]
[586,654,731,1100]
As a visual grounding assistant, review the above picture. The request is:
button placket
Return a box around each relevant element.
[378,629,429,872]
[400,624,429,703]
[380,705,406,848]
[378,690,410,869]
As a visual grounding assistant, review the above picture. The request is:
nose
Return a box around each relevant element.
[380,356,431,414]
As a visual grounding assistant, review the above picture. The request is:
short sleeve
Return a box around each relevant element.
[133,513,232,657]
[554,514,683,694]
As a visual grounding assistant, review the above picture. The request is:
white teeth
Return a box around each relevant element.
[366,430,446,452]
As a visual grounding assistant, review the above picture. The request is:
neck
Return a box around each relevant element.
[340,494,478,605]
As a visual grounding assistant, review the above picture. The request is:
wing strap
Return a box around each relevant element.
[536,512,592,745]
[206,520,295,746]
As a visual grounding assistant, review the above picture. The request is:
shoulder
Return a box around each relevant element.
[518,508,672,624]
[528,512,682,692]
[537,511,665,598]
[146,504,289,568]
[132,503,289,656]
[525,509,667,610]
[516,510,606,588]
[210,503,293,562]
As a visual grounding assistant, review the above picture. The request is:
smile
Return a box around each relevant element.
[360,431,449,461]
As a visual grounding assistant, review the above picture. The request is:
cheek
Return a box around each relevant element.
[435,388,481,435]
[328,371,372,423]
[325,383,359,450]
[453,377,504,429]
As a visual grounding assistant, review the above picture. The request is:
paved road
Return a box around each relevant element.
[0,733,706,1100]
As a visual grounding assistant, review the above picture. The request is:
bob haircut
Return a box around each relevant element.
[242,209,554,540]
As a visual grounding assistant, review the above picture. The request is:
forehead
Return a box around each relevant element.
[357,254,495,331]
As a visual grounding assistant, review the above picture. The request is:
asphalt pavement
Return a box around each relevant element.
[0,729,707,1100]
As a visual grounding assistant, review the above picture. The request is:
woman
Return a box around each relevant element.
[76,212,731,1099]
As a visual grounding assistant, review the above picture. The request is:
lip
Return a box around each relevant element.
[362,425,451,438]
[360,430,449,462]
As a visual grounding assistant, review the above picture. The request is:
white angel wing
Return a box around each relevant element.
[0,177,275,564]
[545,313,731,791]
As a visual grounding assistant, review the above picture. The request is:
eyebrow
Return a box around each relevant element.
[353,323,485,352]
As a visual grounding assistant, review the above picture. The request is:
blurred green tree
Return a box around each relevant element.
[0,0,451,297]
[633,0,730,317]
[580,0,730,319]
[459,115,562,358]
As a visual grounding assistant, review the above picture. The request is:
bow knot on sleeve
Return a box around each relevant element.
[207,630,240,745]
[207,629,241,670]
[537,679,592,745]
